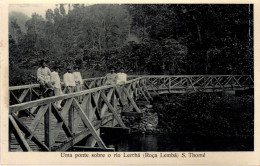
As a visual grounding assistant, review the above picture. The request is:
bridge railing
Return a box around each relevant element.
[145,75,254,93]
[8,75,253,151]
[9,76,139,105]
[9,76,151,151]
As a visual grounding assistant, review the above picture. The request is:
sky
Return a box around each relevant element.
[9,4,66,18]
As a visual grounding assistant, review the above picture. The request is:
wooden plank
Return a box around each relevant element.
[31,88,41,99]
[115,87,125,107]
[29,105,49,136]
[85,129,100,147]
[55,124,100,151]
[19,89,29,102]
[68,101,75,133]
[52,98,73,144]
[51,104,73,138]
[100,89,114,118]
[11,115,50,151]
[123,88,141,113]
[143,87,153,101]
[9,84,39,91]
[9,115,32,151]
[100,92,126,128]
[86,94,95,120]
[72,99,107,149]
[44,104,51,148]
[92,92,101,120]
[140,88,149,102]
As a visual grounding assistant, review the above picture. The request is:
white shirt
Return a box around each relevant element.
[73,72,83,85]
[63,72,76,87]
[117,72,127,84]
[51,71,61,88]
[37,67,52,83]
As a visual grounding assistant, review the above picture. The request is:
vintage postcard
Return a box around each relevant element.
[0,0,260,165]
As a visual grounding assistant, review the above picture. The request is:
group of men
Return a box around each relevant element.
[104,66,127,85]
[37,60,127,109]
[37,60,83,109]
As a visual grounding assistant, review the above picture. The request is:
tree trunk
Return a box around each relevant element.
[192,15,202,44]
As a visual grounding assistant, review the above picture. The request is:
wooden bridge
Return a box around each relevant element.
[9,75,253,152]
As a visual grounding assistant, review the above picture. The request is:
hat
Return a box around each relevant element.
[66,66,73,70]
[40,59,47,64]
[73,65,80,69]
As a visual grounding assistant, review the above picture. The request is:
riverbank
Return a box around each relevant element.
[119,91,254,151]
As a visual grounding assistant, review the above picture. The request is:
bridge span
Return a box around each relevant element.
[9,75,253,151]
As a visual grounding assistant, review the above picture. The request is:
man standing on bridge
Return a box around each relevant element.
[73,65,83,101]
[104,66,118,85]
[63,66,76,94]
[117,67,127,84]
[51,65,63,109]
[37,59,53,98]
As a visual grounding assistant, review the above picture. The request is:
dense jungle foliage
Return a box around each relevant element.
[9,4,253,86]
[153,92,254,137]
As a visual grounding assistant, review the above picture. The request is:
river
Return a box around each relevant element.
[101,132,253,151]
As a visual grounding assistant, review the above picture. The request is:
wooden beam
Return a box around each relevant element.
[123,88,141,113]
[100,92,126,128]
[11,115,50,151]
[55,124,100,151]
[29,105,49,137]
[68,102,75,134]
[31,88,41,99]
[9,84,39,91]
[100,89,114,118]
[52,98,73,144]
[9,115,32,151]
[51,104,73,138]
[44,104,51,148]
[73,99,107,149]
[18,89,29,102]
[85,129,100,147]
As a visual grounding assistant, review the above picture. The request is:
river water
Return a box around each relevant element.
[101,132,253,151]
[100,92,253,152]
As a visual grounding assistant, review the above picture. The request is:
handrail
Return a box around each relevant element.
[9,75,254,109]
[9,77,104,90]
[9,75,140,90]
[9,76,145,113]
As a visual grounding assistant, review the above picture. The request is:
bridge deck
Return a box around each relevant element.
[10,112,115,151]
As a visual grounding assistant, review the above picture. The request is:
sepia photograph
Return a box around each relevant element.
[2,1,260,165]
[7,3,255,153]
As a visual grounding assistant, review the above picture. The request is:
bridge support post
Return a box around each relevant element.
[123,88,141,113]
[44,104,52,149]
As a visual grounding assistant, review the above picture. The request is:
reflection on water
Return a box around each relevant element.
[101,133,253,151]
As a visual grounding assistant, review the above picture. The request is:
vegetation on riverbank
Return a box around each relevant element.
[153,92,254,138]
